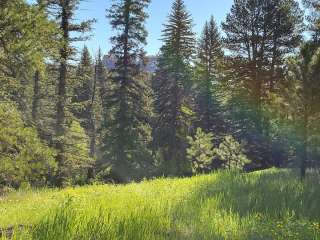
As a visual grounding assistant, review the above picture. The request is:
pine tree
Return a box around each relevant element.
[153,0,196,176]
[31,1,58,125]
[195,16,224,133]
[284,43,320,178]
[0,0,57,117]
[216,135,250,170]
[187,128,216,173]
[161,0,195,60]
[0,102,57,188]
[96,49,108,120]
[72,46,93,124]
[222,0,303,167]
[95,49,108,143]
[103,0,152,182]
[72,46,95,155]
[45,0,95,187]
[70,46,100,182]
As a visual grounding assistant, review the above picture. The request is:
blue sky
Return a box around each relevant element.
[80,0,234,56]
[28,0,234,56]
[79,0,234,56]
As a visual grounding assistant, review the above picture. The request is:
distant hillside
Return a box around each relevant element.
[103,55,158,73]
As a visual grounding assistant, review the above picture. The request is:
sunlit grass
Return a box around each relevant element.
[1,169,319,239]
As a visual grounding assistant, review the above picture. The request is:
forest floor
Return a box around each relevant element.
[0,169,319,239]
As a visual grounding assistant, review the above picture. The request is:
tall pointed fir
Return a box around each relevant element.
[103,0,152,182]
[195,16,224,134]
[71,46,100,181]
[96,49,108,119]
[46,0,95,186]
[153,0,196,176]
[95,48,112,177]
[71,46,96,158]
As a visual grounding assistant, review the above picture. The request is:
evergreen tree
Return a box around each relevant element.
[216,135,250,170]
[153,0,196,176]
[161,0,195,60]
[103,0,152,182]
[46,0,95,186]
[198,16,223,82]
[195,16,224,134]
[222,0,303,167]
[96,49,108,117]
[0,102,56,188]
[187,128,216,173]
[84,49,107,180]
[64,119,93,184]
[31,1,59,125]
[284,43,320,178]
[72,46,95,157]
[70,46,100,181]
[0,0,57,117]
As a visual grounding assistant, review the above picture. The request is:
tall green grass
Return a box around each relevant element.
[1,169,319,239]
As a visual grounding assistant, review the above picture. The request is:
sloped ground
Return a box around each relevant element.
[1,169,319,239]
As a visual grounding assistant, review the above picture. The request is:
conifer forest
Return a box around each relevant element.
[0,0,320,239]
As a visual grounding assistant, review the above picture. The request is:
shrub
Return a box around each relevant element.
[216,135,250,170]
[187,128,216,173]
[0,102,56,188]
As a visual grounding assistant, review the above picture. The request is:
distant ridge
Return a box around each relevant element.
[103,55,158,73]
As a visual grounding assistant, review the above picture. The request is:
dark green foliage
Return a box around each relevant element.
[44,0,95,187]
[216,135,250,170]
[0,102,56,188]
[1,0,320,187]
[187,128,216,173]
[96,49,108,118]
[153,0,196,176]
[64,120,93,185]
[102,0,152,182]
[161,0,195,60]
[72,46,94,127]
[197,16,223,81]
[0,0,58,116]
[194,16,225,134]
[71,46,97,161]
[283,42,320,178]
[222,0,304,168]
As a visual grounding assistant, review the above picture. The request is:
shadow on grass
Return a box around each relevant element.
[169,169,320,239]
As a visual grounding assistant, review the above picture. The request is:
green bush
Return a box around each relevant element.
[187,128,216,173]
[64,120,93,185]
[187,129,251,173]
[216,135,251,170]
[0,102,56,188]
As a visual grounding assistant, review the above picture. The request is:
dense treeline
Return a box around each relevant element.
[0,0,319,188]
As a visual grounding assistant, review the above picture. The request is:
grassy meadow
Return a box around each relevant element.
[0,169,319,240]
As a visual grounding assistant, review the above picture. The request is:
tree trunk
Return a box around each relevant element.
[87,65,97,181]
[55,4,69,187]
[32,70,40,123]
[300,110,308,180]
